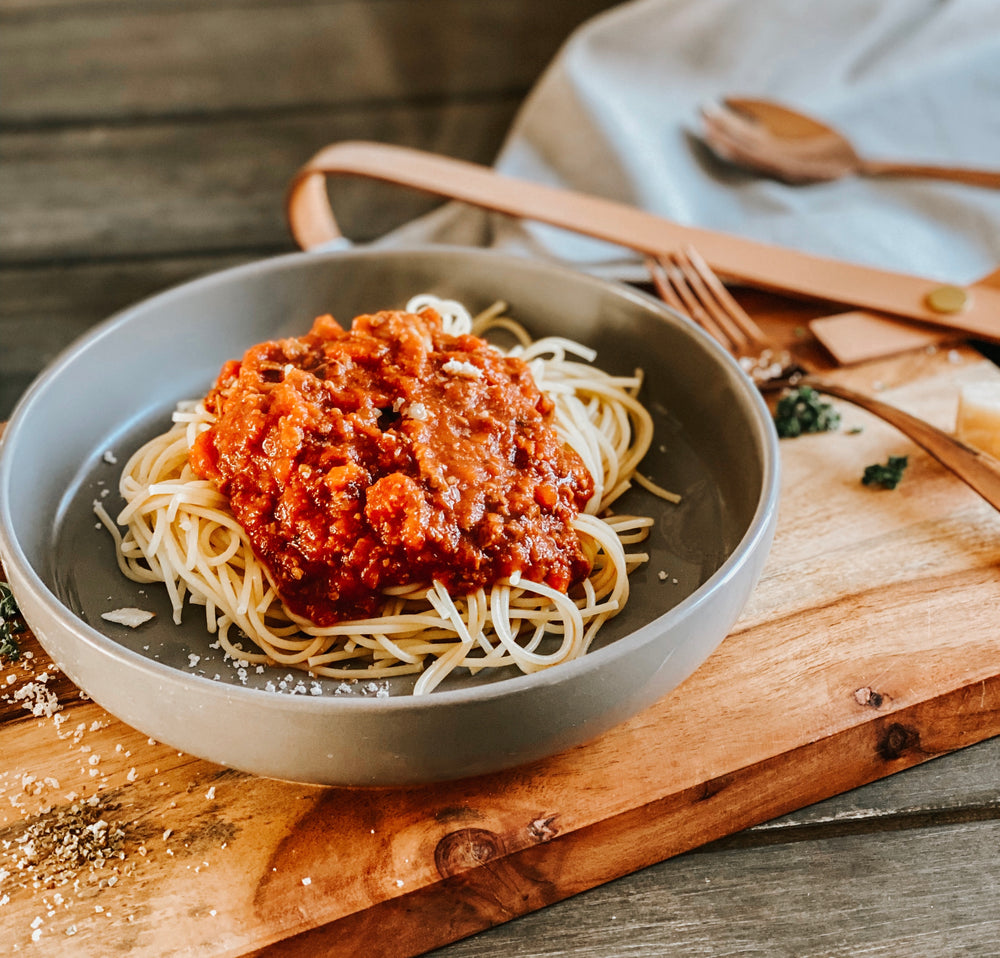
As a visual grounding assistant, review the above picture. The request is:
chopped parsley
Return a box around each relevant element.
[1,581,25,662]
[862,455,909,490]
[773,385,841,438]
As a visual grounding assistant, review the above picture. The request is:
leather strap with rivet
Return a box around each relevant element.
[286,140,1000,344]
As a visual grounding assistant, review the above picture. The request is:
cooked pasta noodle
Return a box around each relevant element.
[95,295,675,694]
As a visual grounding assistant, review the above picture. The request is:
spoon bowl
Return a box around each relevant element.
[701,97,1000,188]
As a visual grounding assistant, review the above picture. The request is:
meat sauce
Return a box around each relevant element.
[189,308,595,625]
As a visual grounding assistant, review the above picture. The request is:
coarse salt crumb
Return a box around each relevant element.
[205,786,216,800]
[102,450,118,464]
[13,680,62,718]
[302,877,312,886]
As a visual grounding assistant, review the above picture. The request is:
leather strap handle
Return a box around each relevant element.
[286,140,1000,343]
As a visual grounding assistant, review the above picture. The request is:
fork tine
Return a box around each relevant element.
[644,255,685,313]
[669,248,755,352]
[681,245,772,349]
[647,246,774,358]
[645,254,736,349]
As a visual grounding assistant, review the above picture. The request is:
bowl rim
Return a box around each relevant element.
[0,244,781,714]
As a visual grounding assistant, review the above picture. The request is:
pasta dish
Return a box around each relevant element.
[96,295,673,694]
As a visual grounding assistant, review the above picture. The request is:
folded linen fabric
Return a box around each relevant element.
[377,0,1000,284]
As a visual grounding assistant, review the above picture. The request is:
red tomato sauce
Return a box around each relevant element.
[189,308,595,625]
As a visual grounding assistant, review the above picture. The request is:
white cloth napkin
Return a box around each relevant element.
[379,0,1000,285]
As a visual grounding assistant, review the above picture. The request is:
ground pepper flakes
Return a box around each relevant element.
[5,795,128,890]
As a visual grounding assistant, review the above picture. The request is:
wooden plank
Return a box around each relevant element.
[4,344,1000,955]
[0,101,516,263]
[757,734,1000,830]
[427,809,1000,956]
[0,255,252,419]
[0,0,621,124]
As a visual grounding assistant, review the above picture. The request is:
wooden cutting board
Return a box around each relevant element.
[3,340,1000,957]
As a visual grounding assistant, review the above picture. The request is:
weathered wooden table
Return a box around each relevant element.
[3,3,1000,955]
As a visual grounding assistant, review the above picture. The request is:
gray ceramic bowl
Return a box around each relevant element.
[0,247,779,786]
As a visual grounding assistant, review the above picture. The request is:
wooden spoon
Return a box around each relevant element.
[701,97,1000,188]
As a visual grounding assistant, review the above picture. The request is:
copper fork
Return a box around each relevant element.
[646,246,1000,512]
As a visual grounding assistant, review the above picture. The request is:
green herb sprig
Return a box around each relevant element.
[773,385,841,438]
[862,455,909,490]
[0,581,25,662]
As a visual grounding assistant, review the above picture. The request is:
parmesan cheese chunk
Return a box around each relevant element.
[441,359,483,379]
[956,382,1000,460]
[101,608,155,628]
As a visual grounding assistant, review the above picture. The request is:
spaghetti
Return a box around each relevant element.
[96,295,675,694]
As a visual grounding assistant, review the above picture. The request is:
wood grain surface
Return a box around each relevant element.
[4,343,1000,955]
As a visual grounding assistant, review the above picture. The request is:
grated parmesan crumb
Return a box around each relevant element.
[441,359,482,379]
[101,608,155,628]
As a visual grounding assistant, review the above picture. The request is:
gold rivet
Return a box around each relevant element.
[925,285,969,314]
